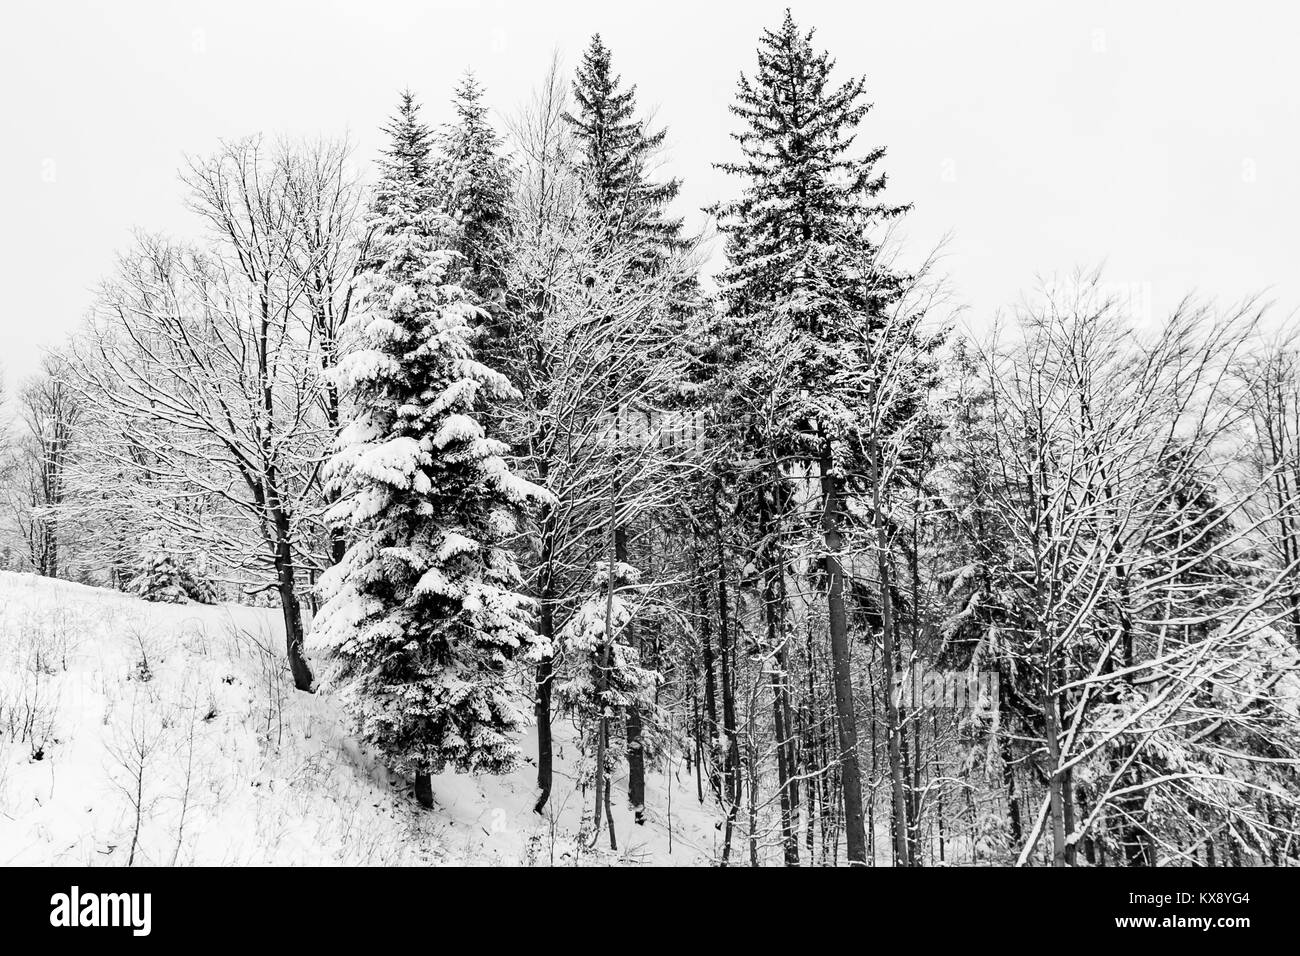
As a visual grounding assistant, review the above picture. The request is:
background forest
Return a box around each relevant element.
[1,11,1297,867]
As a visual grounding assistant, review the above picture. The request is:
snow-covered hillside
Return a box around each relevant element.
[0,571,720,866]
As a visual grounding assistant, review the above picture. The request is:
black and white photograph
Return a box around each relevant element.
[0,0,1295,932]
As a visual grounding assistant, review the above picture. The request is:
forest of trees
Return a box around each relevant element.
[1,11,1297,866]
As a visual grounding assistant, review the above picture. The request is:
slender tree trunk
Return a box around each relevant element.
[321,331,348,567]
[695,540,722,800]
[868,446,911,867]
[908,523,925,862]
[533,562,556,813]
[590,705,610,848]
[713,482,742,836]
[1042,676,1068,866]
[801,700,817,861]
[908,658,923,862]
[1061,751,1076,866]
[819,442,867,865]
[747,733,760,866]
[47,520,58,579]
[869,646,878,864]
[603,723,617,851]
[692,687,704,804]
[935,716,946,864]
[270,507,313,692]
[590,482,619,849]
[803,620,821,861]
[1001,730,1023,844]
[759,475,799,864]
[1079,787,1096,865]
[617,524,646,824]
[533,459,558,811]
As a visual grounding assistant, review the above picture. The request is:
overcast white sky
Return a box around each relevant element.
[2,0,1296,385]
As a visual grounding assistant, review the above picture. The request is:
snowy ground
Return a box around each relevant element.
[0,571,720,866]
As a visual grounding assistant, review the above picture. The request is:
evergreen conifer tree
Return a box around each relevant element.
[130,531,217,605]
[433,72,512,310]
[378,90,436,206]
[566,34,684,266]
[315,91,551,808]
[556,562,658,779]
[711,9,919,865]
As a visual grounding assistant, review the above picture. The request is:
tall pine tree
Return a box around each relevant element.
[376,90,437,216]
[566,33,684,267]
[433,72,512,314]
[560,34,695,823]
[315,91,551,808]
[712,10,913,865]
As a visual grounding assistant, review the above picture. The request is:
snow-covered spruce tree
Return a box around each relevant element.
[563,33,694,824]
[315,91,551,809]
[432,72,512,314]
[130,531,217,605]
[130,550,189,604]
[556,561,658,836]
[566,33,684,266]
[711,9,917,865]
[496,64,696,816]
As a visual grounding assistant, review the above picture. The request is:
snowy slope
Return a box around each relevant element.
[0,571,720,866]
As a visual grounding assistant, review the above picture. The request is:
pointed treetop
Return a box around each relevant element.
[452,70,489,125]
[714,9,907,268]
[379,89,435,187]
[566,33,684,262]
[433,71,511,302]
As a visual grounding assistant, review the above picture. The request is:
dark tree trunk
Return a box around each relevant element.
[533,579,555,814]
[802,626,820,861]
[869,461,911,865]
[869,647,878,864]
[1062,757,1077,867]
[758,475,799,865]
[713,484,741,816]
[625,707,645,823]
[47,522,58,579]
[271,512,313,692]
[589,483,619,850]
[695,543,721,800]
[935,718,946,864]
[692,688,704,803]
[1001,733,1023,844]
[603,733,618,851]
[533,480,558,812]
[415,772,434,809]
[329,529,347,566]
[617,525,646,824]
[1079,788,1096,864]
[1042,678,1068,866]
[819,442,867,865]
